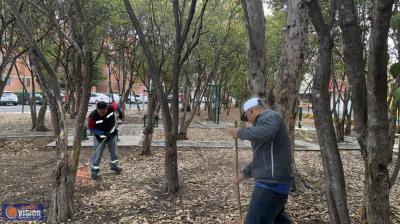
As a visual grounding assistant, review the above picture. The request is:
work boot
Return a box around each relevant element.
[110,166,122,174]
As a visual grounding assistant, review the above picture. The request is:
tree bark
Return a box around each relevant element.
[35,96,48,131]
[71,54,82,119]
[14,61,38,130]
[332,79,347,142]
[240,0,268,104]
[344,102,352,136]
[30,53,70,224]
[340,0,395,222]
[365,1,393,223]
[338,0,368,152]
[226,93,231,116]
[165,139,179,192]
[49,0,94,221]
[178,76,190,140]
[312,36,351,224]
[68,47,93,201]
[141,94,157,156]
[390,143,400,187]
[273,0,307,192]
[305,0,351,223]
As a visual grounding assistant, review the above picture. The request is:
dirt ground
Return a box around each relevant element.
[0,109,400,223]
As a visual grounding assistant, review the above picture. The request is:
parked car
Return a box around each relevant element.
[33,94,43,105]
[107,93,121,103]
[16,92,43,105]
[0,92,18,105]
[89,93,110,104]
[128,94,143,104]
[201,96,215,103]
[142,94,148,104]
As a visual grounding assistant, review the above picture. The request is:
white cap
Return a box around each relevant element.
[241,97,264,121]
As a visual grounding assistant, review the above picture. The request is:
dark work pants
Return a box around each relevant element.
[245,186,292,224]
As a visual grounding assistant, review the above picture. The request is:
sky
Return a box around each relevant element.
[263,2,273,16]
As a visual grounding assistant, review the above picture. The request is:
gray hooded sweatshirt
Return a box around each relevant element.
[237,110,294,184]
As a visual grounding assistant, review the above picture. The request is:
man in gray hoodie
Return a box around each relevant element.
[230,97,293,224]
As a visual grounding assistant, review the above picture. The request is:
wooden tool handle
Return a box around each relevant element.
[234,120,243,222]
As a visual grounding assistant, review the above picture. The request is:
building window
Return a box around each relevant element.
[21,77,31,87]
[25,78,30,87]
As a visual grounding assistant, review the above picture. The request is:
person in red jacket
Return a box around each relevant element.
[88,101,124,180]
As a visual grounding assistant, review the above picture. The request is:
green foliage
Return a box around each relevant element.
[390,63,400,105]
[91,58,107,86]
[391,12,400,29]
[265,9,286,82]
[182,0,248,101]
[390,63,400,79]
[392,86,400,101]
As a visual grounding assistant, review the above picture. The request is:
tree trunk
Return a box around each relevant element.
[273,0,307,192]
[197,104,201,116]
[338,0,368,151]
[333,109,345,142]
[15,61,38,131]
[142,125,154,155]
[29,97,37,131]
[207,101,213,121]
[390,143,400,187]
[49,152,71,223]
[344,102,352,136]
[141,95,157,155]
[365,0,393,223]
[178,77,190,140]
[72,56,82,119]
[120,70,136,115]
[240,0,268,103]
[332,80,345,142]
[312,35,351,224]
[30,71,39,131]
[179,101,201,141]
[341,89,351,136]
[226,96,231,116]
[306,0,351,223]
[333,79,350,142]
[338,0,369,222]
[34,96,48,131]
[125,0,201,194]
[69,91,76,119]
[46,85,71,224]
[165,137,179,192]
[67,46,93,205]
[31,57,70,223]
[71,49,83,119]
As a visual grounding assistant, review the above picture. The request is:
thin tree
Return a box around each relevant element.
[305,0,351,222]
[339,0,396,223]
[363,1,394,222]
[125,0,207,192]
[8,0,70,222]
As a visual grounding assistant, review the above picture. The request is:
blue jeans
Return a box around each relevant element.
[245,186,291,224]
[91,136,119,174]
